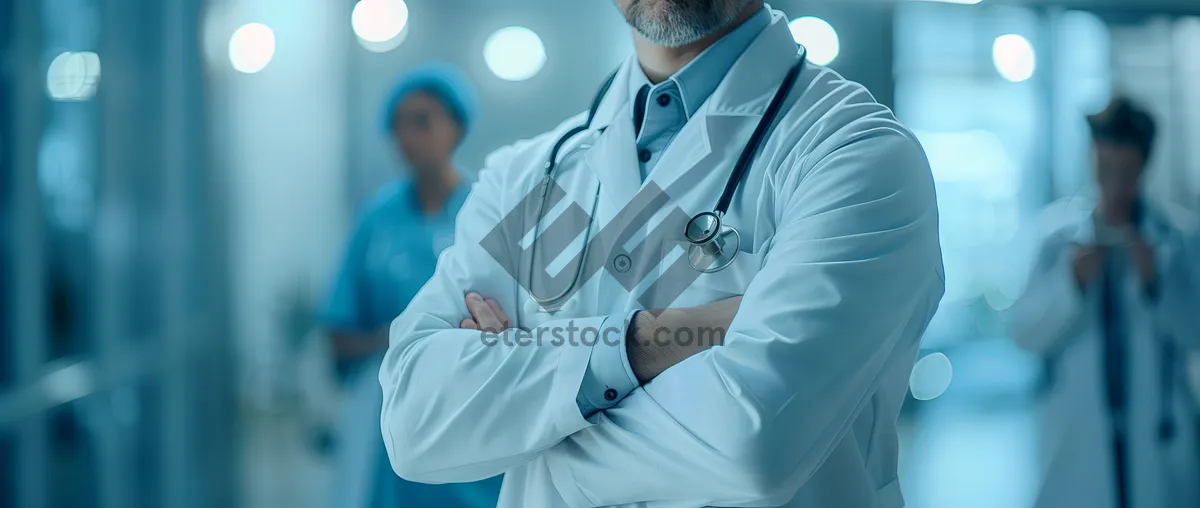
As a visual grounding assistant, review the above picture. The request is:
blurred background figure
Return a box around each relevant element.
[319,64,502,508]
[1011,97,1200,508]
[4,1,1200,508]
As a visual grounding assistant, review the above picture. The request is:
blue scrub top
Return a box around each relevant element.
[320,180,503,508]
[322,180,470,332]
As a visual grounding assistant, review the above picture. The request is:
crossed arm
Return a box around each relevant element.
[379,131,943,507]
[458,291,744,384]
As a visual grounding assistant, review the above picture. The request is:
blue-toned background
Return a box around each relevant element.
[3,0,1200,507]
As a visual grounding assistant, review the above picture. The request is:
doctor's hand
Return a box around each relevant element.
[626,295,743,384]
[1071,244,1106,288]
[459,292,511,333]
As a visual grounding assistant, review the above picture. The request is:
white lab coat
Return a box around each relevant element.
[379,9,945,508]
[1011,197,1200,508]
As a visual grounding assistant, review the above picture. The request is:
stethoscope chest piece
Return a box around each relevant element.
[685,211,741,273]
[527,56,803,306]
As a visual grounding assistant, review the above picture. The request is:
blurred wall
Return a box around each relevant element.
[3,0,237,507]
[1109,16,1200,212]
[343,0,896,201]
[206,0,350,405]
[346,0,629,199]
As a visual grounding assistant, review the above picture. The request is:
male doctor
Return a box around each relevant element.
[1012,97,1200,508]
[379,1,945,507]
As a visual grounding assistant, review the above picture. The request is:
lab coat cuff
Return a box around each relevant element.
[575,311,641,418]
[552,316,609,436]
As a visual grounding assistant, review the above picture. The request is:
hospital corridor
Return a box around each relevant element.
[3,0,1200,507]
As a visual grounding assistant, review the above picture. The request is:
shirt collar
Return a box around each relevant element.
[627,6,771,119]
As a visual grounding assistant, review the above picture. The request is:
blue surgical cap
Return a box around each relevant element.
[381,63,478,137]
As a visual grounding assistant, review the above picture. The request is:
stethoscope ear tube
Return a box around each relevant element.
[527,69,619,310]
[544,70,620,177]
[684,58,805,273]
[546,125,588,174]
[531,55,807,308]
[713,58,805,216]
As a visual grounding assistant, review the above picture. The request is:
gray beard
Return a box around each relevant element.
[623,0,749,48]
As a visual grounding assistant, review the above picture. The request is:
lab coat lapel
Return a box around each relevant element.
[647,9,804,209]
[585,110,644,210]
[583,57,644,210]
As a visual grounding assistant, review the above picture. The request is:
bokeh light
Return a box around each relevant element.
[358,30,408,53]
[788,17,840,66]
[228,22,276,74]
[46,51,101,101]
[352,0,409,52]
[910,352,954,401]
[992,34,1036,82]
[483,26,546,81]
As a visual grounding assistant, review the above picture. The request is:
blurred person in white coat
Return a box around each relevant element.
[378,1,945,507]
[1012,96,1200,508]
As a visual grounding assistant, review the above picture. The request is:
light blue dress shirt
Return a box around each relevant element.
[321,180,503,508]
[575,7,773,418]
[631,7,773,179]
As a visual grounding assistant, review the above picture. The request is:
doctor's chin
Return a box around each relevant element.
[5,1,1200,508]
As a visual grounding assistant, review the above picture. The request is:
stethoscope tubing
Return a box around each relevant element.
[527,53,806,307]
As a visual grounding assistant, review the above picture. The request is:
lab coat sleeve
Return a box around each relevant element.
[1147,231,1200,348]
[378,143,617,484]
[1009,226,1087,356]
[576,308,642,417]
[541,130,945,507]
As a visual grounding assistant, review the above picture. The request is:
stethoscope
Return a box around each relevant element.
[527,55,806,309]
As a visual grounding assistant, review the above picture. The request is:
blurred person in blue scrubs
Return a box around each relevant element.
[320,64,502,508]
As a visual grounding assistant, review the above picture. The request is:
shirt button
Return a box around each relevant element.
[657,94,671,107]
[604,388,618,401]
[638,149,652,163]
[613,254,632,273]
